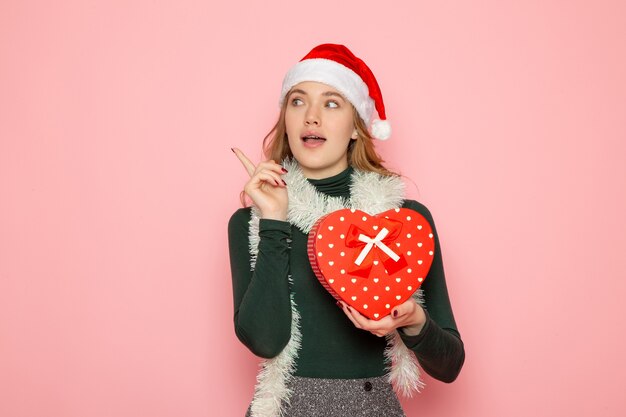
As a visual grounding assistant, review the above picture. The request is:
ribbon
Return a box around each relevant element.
[345,218,407,278]
[354,227,399,265]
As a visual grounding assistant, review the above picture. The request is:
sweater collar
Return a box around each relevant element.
[307,166,354,197]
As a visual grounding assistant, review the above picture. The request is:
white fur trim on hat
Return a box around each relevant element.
[280,58,376,125]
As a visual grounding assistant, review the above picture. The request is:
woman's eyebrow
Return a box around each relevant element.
[288,89,345,101]
[289,89,307,96]
[323,91,345,100]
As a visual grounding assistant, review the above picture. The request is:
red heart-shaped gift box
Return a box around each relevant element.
[307,208,435,320]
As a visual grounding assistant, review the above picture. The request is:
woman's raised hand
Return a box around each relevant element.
[232,148,289,221]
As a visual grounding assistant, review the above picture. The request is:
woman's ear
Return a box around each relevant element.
[351,129,358,140]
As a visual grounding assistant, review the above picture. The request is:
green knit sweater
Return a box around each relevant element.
[228,166,464,382]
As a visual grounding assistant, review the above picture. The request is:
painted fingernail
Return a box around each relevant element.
[393,310,398,318]
[282,179,287,186]
[336,301,342,308]
[231,148,235,153]
[281,167,288,173]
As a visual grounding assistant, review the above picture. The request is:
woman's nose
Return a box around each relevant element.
[304,107,320,125]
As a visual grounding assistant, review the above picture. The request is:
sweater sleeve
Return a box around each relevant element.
[398,200,465,383]
[228,208,293,358]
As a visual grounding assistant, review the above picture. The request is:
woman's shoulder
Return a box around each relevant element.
[401,199,434,219]
[402,199,441,228]
[228,207,252,232]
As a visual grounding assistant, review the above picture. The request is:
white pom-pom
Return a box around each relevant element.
[371,119,392,140]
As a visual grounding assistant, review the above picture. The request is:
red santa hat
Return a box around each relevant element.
[279,43,392,140]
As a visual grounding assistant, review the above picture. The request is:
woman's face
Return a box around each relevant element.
[285,81,358,179]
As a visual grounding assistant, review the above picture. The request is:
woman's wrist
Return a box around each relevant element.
[260,211,287,221]
[401,322,425,336]
[399,304,427,336]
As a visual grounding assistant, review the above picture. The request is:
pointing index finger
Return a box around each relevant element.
[231,147,256,177]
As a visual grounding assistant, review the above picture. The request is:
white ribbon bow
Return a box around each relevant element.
[354,227,401,266]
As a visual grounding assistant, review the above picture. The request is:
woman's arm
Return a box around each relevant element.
[398,200,465,382]
[228,208,293,358]
[399,310,465,383]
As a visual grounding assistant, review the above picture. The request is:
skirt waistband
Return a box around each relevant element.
[246,375,406,417]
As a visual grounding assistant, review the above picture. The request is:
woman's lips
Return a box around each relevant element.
[302,135,326,148]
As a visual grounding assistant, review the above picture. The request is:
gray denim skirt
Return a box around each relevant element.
[245,375,406,417]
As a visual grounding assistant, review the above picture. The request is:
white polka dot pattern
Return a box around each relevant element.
[307,208,435,321]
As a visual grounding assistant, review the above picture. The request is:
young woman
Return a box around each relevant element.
[229,44,464,417]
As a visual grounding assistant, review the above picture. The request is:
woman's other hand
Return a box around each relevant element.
[338,298,427,337]
[232,148,288,221]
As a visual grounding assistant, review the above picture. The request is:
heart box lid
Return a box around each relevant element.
[307,207,435,320]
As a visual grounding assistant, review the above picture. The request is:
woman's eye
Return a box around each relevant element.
[291,98,303,106]
[326,101,339,108]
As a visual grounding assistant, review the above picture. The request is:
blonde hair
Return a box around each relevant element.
[262,97,398,177]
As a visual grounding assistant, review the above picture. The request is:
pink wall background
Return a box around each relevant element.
[2,1,625,416]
